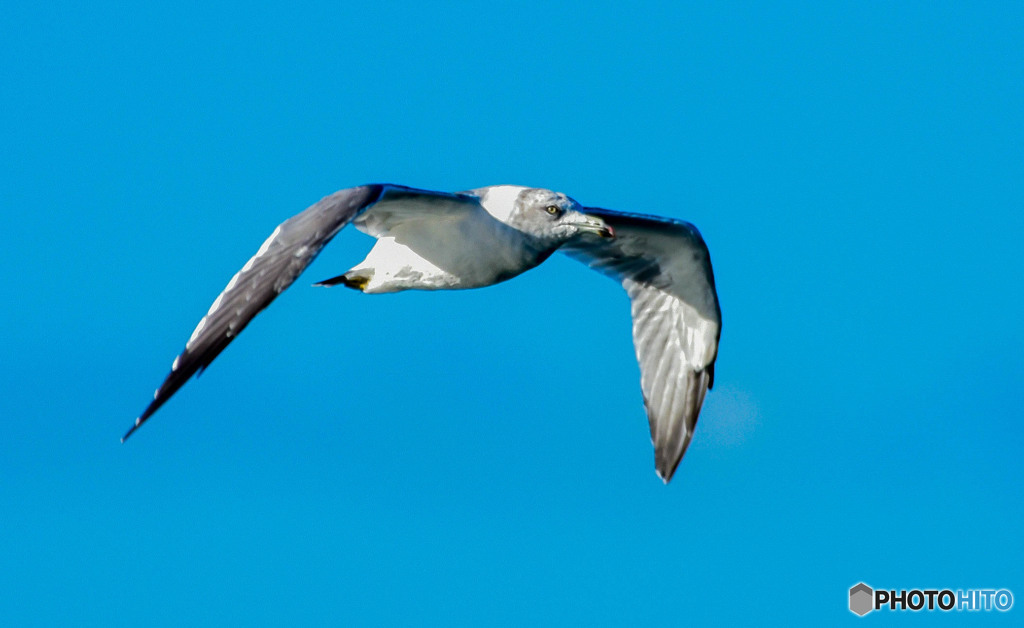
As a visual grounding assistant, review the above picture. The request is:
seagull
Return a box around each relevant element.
[124,184,721,482]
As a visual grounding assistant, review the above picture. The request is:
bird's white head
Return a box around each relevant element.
[476,185,614,248]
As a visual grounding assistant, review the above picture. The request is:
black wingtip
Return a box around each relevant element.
[122,401,159,443]
[121,419,141,443]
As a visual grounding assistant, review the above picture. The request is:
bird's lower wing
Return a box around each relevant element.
[123,185,385,441]
[560,208,721,482]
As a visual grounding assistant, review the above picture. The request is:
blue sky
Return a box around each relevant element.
[2,1,1021,625]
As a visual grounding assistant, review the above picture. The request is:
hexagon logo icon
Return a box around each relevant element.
[850,583,874,616]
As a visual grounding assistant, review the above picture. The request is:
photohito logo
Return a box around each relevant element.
[849,583,1013,616]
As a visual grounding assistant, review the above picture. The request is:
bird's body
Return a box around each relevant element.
[340,186,558,292]
[126,184,721,482]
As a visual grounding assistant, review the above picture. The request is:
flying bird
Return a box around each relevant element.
[125,185,721,482]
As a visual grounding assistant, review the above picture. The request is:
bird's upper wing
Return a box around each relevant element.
[559,207,721,482]
[124,184,475,441]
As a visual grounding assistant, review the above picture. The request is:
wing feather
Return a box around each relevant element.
[123,185,385,441]
[560,207,721,482]
[125,184,490,441]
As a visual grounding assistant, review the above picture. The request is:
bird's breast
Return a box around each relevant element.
[353,210,546,293]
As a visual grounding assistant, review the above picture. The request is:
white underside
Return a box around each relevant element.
[348,197,539,293]
[350,237,461,292]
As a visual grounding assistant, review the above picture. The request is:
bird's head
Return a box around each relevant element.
[478,186,614,248]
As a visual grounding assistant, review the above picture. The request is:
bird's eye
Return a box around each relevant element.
[545,205,560,216]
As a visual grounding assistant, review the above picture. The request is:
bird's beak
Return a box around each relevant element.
[577,214,615,239]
